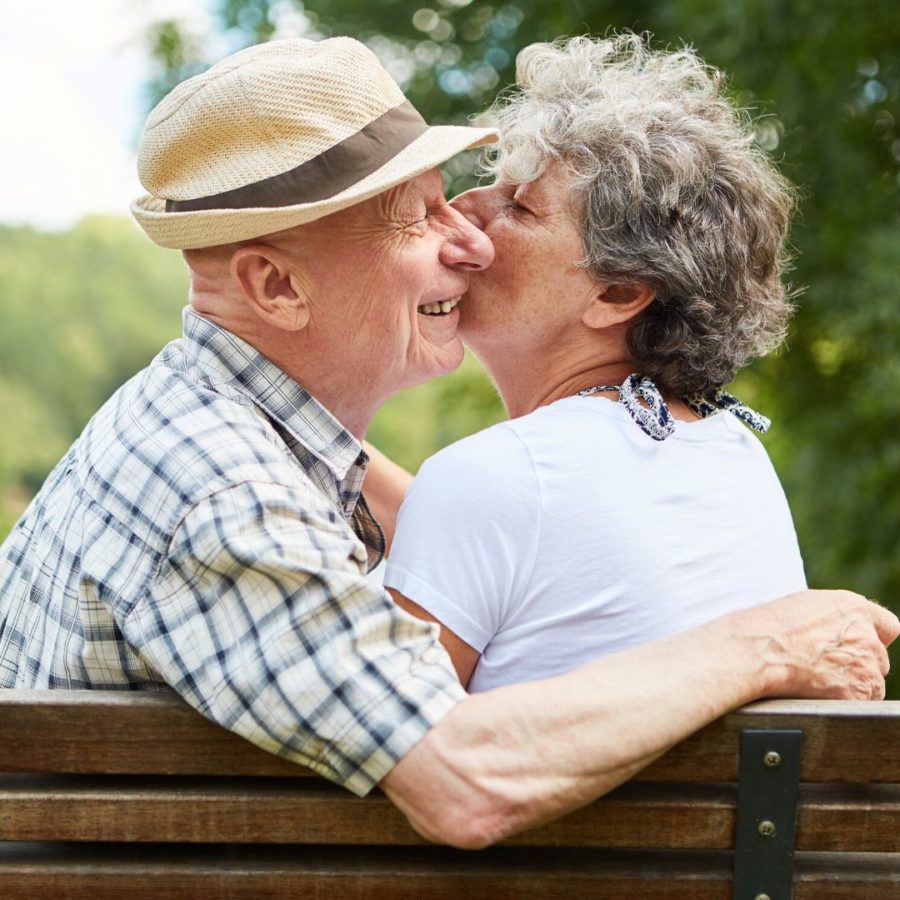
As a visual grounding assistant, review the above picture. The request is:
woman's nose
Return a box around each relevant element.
[450,186,489,228]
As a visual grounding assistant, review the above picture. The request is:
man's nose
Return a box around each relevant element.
[441,202,494,271]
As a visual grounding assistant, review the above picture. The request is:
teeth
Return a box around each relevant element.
[420,297,460,315]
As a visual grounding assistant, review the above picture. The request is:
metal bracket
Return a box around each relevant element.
[733,728,804,900]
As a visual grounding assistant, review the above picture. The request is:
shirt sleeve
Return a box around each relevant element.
[124,479,466,797]
[384,425,541,653]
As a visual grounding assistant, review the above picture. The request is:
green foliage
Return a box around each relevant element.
[0,218,188,529]
[369,353,505,473]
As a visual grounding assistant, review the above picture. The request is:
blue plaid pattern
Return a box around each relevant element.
[0,309,463,795]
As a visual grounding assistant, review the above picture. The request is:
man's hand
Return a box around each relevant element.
[740,589,899,701]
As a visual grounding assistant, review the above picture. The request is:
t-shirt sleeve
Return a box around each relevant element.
[126,479,465,797]
[384,425,541,653]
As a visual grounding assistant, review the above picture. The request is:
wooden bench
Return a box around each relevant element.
[0,690,897,898]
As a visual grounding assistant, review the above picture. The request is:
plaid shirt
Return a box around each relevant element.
[0,309,464,795]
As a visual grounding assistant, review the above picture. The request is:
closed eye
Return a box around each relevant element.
[402,216,429,235]
[505,185,534,215]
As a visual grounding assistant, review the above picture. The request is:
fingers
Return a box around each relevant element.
[824,591,899,651]
[828,624,890,699]
[859,668,885,701]
[877,640,891,678]
[756,589,897,702]
[868,600,900,647]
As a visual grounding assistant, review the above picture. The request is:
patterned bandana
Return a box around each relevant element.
[577,373,770,441]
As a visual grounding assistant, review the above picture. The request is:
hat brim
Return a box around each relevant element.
[131,125,498,250]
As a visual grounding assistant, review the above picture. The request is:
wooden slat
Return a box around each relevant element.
[637,699,900,784]
[0,777,415,845]
[527,783,900,853]
[0,778,733,848]
[0,844,737,900]
[1,691,898,782]
[514,782,736,849]
[3,776,898,852]
[794,852,900,897]
[0,690,311,777]
[0,845,897,900]
[797,785,900,852]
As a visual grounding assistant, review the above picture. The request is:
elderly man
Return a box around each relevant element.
[0,37,896,849]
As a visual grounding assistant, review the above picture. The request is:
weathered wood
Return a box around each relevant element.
[0,845,896,900]
[0,844,737,900]
[0,690,311,778]
[640,699,900,784]
[1,691,898,783]
[1,692,898,896]
[2,776,897,852]
[797,785,900,853]
[0,779,735,847]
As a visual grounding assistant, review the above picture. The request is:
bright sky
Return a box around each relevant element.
[0,0,220,230]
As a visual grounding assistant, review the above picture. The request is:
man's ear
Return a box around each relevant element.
[581,282,656,330]
[230,245,311,332]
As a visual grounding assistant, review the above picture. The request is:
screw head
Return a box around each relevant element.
[763,751,782,768]
[755,894,772,900]
[758,819,777,838]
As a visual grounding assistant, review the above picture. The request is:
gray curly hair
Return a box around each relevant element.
[482,33,799,396]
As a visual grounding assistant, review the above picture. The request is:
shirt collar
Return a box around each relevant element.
[181,308,363,480]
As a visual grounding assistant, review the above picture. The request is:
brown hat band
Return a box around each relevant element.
[166,100,430,213]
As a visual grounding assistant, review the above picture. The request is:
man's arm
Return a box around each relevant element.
[362,441,413,553]
[137,480,467,797]
[381,589,898,849]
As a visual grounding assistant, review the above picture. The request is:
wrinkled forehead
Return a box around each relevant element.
[293,167,447,236]
[360,167,447,215]
[389,167,447,202]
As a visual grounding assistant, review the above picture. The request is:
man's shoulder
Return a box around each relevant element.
[79,353,320,529]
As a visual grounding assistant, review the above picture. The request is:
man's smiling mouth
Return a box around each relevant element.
[419,297,461,316]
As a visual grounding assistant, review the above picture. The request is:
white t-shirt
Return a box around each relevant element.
[384,396,806,693]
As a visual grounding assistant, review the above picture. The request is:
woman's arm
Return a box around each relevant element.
[389,588,481,688]
[362,441,414,553]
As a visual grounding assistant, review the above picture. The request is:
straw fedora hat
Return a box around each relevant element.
[131,37,498,250]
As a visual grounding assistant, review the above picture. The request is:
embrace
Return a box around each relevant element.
[0,34,896,848]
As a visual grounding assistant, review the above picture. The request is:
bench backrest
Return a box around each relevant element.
[0,690,897,898]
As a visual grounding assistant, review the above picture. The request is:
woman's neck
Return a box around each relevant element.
[470,330,632,419]
[473,333,698,422]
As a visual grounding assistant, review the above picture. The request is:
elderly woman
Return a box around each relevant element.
[377,34,806,691]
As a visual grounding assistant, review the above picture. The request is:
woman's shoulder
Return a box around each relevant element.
[420,417,532,480]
